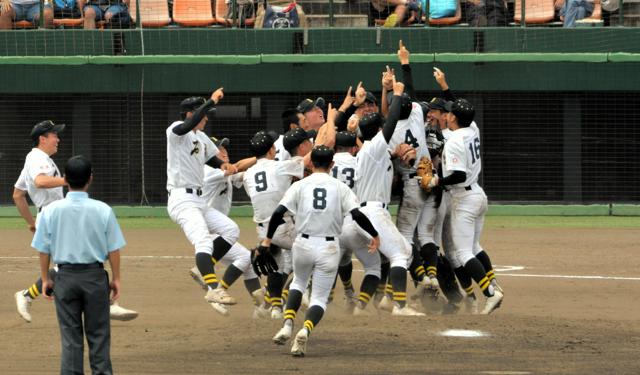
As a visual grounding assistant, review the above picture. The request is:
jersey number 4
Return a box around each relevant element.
[404,129,419,148]
[313,188,327,209]
[255,171,268,192]
[469,137,481,164]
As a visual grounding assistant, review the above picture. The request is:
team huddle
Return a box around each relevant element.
[12,41,504,359]
[165,41,504,357]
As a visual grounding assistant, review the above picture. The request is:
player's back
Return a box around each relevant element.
[243,158,303,223]
[355,132,394,204]
[166,121,217,191]
[388,103,429,174]
[284,173,358,238]
[443,122,482,187]
[331,152,357,192]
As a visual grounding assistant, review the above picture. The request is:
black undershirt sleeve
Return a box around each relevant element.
[205,156,224,168]
[335,104,358,131]
[382,94,402,143]
[439,170,466,186]
[350,208,378,238]
[442,89,456,102]
[266,205,288,239]
[172,99,215,136]
[401,64,418,102]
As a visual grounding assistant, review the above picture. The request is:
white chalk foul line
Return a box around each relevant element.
[497,273,640,281]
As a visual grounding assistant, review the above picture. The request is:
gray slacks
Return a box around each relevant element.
[54,266,112,375]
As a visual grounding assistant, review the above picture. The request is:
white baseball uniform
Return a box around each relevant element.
[442,122,487,267]
[333,151,381,278]
[279,172,359,310]
[15,148,64,222]
[274,134,291,161]
[243,157,304,272]
[388,104,438,248]
[202,166,256,279]
[166,121,239,256]
[355,132,411,269]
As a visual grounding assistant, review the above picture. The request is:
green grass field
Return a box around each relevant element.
[1,216,639,230]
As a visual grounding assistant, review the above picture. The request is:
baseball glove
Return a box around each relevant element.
[415,156,434,192]
[251,245,279,277]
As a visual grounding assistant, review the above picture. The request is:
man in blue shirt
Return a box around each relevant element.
[32,155,126,375]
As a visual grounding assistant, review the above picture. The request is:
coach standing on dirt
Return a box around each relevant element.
[32,155,126,375]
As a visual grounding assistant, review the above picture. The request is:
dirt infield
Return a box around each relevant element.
[2,224,639,374]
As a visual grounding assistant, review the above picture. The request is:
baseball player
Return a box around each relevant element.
[13,120,138,323]
[243,130,305,318]
[350,78,424,316]
[296,97,325,131]
[187,136,267,317]
[274,109,306,161]
[268,146,380,356]
[166,90,241,307]
[425,98,504,315]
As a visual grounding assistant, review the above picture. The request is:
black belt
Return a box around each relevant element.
[186,188,203,196]
[360,202,386,209]
[38,207,42,213]
[408,172,417,179]
[258,223,264,227]
[301,233,334,241]
[465,186,472,191]
[58,262,103,270]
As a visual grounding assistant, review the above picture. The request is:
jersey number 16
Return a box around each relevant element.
[469,137,481,164]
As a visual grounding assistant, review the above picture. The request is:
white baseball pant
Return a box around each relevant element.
[212,235,258,280]
[359,202,411,269]
[168,190,239,255]
[289,235,341,310]
[448,184,488,267]
[339,216,381,278]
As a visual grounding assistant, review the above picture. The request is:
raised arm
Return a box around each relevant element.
[382,77,405,143]
[433,68,456,101]
[172,88,223,136]
[398,40,418,102]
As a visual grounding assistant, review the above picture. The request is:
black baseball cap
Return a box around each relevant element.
[358,112,383,140]
[180,96,206,113]
[30,120,65,141]
[250,131,275,157]
[364,91,378,105]
[428,97,447,111]
[335,131,357,148]
[283,127,316,153]
[444,99,475,127]
[311,145,334,165]
[296,97,325,114]
[64,155,92,188]
[210,136,230,148]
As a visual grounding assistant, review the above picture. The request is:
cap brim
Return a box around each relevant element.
[53,124,66,133]
[218,138,230,148]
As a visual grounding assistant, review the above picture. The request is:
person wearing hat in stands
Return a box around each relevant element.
[13,121,137,324]
[296,97,326,131]
[32,155,126,374]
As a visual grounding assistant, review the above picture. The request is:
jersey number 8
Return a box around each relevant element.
[313,188,327,209]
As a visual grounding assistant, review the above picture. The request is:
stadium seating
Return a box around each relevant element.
[13,20,36,29]
[428,0,461,26]
[130,0,172,27]
[215,0,256,27]
[173,0,216,26]
[514,0,556,24]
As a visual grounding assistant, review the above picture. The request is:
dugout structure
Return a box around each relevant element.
[0,28,639,205]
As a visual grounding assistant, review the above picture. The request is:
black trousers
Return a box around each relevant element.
[54,266,112,375]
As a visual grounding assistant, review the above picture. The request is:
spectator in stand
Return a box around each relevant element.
[369,0,408,27]
[555,0,594,27]
[79,0,131,29]
[464,0,509,26]
[0,0,53,29]
[53,0,82,20]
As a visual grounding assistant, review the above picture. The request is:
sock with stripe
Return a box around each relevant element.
[267,272,286,310]
[221,264,243,290]
[211,237,233,265]
[338,262,354,291]
[357,275,380,308]
[420,243,439,280]
[475,251,496,284]
[282,289,303,326]
[463,258,494,297]
[24,269,57,299]
[196,252,218,289]
[243,277,261,295]
[302,305,325,335]
[408,245,426,283]
[389,266,408,308]
[454,266,474,293]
